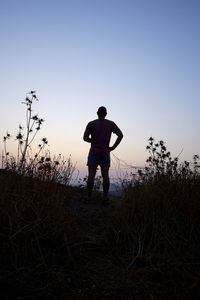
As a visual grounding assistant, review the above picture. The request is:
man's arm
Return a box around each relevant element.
[83,126,92,143]
[109,131,123,152]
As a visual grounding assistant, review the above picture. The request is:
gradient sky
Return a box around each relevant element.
[1,0,200,177]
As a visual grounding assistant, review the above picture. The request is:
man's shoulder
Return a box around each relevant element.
[104,119,117,127]
[88,119,98,125]
[105,119,115,124]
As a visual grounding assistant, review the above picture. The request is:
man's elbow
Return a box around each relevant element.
[83,136,88,142]
[83,135,91,143]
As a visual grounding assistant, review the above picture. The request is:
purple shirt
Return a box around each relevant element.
[86,119,122,156]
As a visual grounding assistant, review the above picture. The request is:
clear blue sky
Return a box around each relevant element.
[1,0,200,176]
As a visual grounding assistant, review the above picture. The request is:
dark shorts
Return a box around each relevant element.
[87,155,110,168]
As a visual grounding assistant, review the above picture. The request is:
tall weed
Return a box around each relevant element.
[1,91,76,184]
[102,138,200,298]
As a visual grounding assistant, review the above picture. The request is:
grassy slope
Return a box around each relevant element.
[0,171,200,299]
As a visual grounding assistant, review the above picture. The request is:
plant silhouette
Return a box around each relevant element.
[2,91,75,184]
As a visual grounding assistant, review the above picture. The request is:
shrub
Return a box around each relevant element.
[1,91,76,185]
[102,138,200,299]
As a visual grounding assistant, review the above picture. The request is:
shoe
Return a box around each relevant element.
[83,196,94,204]
[102,198,110,206]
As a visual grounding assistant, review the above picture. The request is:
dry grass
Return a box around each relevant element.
[0,171,90,300]
[1,168,200,299]
[1,136,200,299]
[102,175,200,299]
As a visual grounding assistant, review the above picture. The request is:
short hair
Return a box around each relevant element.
[97,106,107,116]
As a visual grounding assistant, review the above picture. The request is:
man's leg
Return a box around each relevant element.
[101,167,110,200]
[87,166,97,198]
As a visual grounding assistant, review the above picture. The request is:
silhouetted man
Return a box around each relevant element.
[83,106,123,205]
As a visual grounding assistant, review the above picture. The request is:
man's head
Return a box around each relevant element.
[97,106,107,118]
